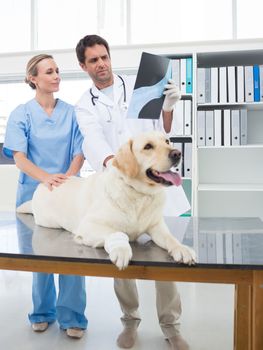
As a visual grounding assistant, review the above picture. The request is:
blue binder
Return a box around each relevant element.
[186,57,193,94]
[253,65,260,102]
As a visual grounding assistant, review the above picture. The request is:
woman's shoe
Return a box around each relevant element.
[66,328,84,339]
[32,322,49,332]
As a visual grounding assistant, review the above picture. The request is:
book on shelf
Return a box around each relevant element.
[205,110,214,146]
[227,66,236,103]
[253,65,260,102]
[171,100,184,135]
[244,66,254,102]
[180,58,186,94]
[214,109,222,147]
[223,109,231,146]
[197,110,206,146]
[184,100,192,135]
[237,66,245,103]
[211,67,218,103]
[219,67,227,103]
[186,58,193,94]
[231,110,241,146]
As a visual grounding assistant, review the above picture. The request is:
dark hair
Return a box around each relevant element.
[75,34,110,64]
[25,54,53,89]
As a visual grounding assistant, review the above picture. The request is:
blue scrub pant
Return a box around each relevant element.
[28,273,87,330]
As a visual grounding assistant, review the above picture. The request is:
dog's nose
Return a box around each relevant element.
[169,149,181,165]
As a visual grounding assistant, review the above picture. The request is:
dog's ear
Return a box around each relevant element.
[112,139,139,178]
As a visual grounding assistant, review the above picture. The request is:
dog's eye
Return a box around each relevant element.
[165,139,170,145]
[144,143,153,150]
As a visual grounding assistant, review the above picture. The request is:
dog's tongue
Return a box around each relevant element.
[157,170,182,186]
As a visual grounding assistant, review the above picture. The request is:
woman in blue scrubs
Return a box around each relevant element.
[3,54,87,339]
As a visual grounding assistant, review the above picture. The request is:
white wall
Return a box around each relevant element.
[0,38,263,77]
[0,165,19,211]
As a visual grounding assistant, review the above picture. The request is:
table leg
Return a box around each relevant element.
[252,271,263,350]
[234,284,252,350]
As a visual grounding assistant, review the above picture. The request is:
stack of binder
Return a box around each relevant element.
[197,108,247,147]
[171,141,192,178]
[171,57,193,94]
[197,65,263,104]
[171,100,192,136]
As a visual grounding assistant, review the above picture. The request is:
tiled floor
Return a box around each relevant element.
[0,270,234,350]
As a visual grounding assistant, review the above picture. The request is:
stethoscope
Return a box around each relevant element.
[89,74,127,106]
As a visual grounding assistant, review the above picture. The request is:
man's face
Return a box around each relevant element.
[80,44,113,88]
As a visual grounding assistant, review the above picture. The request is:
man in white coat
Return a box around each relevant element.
[75,34,190,350]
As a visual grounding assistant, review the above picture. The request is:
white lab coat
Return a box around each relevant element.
[75,74,190,216]
[75,74,159,171]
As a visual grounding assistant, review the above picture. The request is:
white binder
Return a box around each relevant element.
[197,68,206,104]
[244,66,254,102]
[172,100,184,135]
[231,110,240,146]
[223,109,231,146]
[225,233,233,263]
[171,59,180,88]
[172,142,182,176]
[184,100,192,135]
[183,142,192,178]
[198,234,208,262]
[214,109,222,147]
[180,58,186,94]
[237,66,245,103]
[240,109,248,145]
[227,66,236,103]
[197,110,206,146]
[260,65,263,102]
[207,234,216,263]
[215,233,224,263]
[205,110,214,146]
[211,67,218,103]
[219,67,227,103]
[205,68,211,103]
[233,235,242,264]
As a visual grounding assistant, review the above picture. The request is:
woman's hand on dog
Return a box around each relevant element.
[42,173,68,191]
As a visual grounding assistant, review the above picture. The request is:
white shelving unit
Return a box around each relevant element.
[168,53,194,216]
[196,49,263,219]
[169,49,263,219]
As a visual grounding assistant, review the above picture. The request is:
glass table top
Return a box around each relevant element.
[1,212,263,269]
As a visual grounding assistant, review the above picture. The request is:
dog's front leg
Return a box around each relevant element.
[148,219,196,265]
[104,232,133,270]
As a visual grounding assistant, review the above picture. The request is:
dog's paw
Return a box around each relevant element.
[170,244,196,265]
[109,246,133,270]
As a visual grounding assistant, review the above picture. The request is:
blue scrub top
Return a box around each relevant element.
[3,98,83,207]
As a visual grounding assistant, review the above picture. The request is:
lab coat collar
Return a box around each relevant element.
[113,74,125,105]
[90,84,113,107]
[90,74,124,107]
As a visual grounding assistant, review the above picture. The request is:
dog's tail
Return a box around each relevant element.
[16,200,33,214]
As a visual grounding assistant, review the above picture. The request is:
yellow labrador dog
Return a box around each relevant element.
[17,131,196,269]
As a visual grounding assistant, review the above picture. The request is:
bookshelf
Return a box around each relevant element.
[168,53,194,216]
[169,49,263,219]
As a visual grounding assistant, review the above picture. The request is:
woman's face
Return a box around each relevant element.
[30,58,61,93]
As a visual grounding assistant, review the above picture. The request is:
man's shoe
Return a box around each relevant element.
[168,334,190,350]
[32,322,49,332]
[66,328,84,339]
[117,327,137,348]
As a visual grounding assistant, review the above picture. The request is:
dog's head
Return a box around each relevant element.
[112,131,182,187]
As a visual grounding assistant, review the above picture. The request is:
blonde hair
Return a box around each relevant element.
[25,54,53,89]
